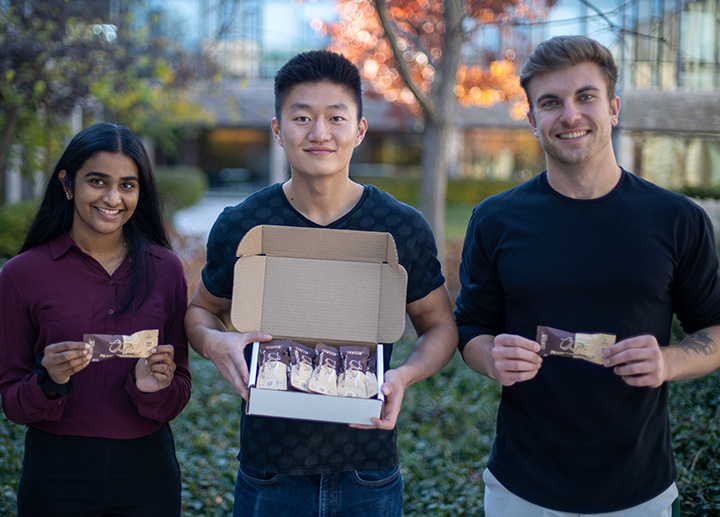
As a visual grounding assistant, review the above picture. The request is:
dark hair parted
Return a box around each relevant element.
[521,35,619,111]
[274,50,363,122]
[21,122,172,315]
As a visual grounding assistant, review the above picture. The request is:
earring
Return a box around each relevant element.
[64,190,71,200]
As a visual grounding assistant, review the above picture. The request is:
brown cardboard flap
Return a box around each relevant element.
[231,225,407,344]
[236,225,400,268]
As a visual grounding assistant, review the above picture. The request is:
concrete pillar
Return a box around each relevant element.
[615,130,635,173]
[447,127,462,178]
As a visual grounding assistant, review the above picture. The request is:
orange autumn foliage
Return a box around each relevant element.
[314,0,550,120]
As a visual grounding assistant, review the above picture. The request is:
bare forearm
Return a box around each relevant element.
[184,305,228,359]
[461,334,497,379]
[394,323,458,388]
[663,325,720,382]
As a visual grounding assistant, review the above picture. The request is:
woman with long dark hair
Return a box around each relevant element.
[0,122,191,516]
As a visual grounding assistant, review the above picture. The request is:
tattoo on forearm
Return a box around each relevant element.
[680,331,718,356]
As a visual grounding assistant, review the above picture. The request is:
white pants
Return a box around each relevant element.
[483,469,678,517]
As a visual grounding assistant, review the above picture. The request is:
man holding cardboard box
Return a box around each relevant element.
[185,50,458,516]
[454,35,720,516]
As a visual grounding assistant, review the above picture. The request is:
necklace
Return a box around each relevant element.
[109,241,126,276]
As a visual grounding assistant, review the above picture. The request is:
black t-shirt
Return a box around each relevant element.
[203,183,444,475]
[455,170,720,512]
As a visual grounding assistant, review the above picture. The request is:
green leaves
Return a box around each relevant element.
[0,0,220,198]
[1,340,719,516]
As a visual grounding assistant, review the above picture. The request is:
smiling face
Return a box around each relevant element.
[271,81,367,181]
[526,61,620,173]
[59,151,139,245]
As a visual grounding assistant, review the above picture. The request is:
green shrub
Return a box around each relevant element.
[670,371,720,514]
[3,341,720,515]
[0,200,39,262]
[446,178,518,204]
[155,165,208,216]
[352,176,420,204]
[676,185,720,200]
[353,176,517,206]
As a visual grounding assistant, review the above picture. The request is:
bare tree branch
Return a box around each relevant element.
[373,0,439,120]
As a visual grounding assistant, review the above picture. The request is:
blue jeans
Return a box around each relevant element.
[234,463,403,517]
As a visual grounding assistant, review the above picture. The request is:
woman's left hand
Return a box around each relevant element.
[135,345,176,393]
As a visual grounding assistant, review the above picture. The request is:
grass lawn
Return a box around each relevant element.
[445,203,476,240]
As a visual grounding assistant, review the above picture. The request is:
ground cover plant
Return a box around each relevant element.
[1,208,719,515]
[2,340,719,516]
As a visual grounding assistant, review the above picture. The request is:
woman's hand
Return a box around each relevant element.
[41,342,92,385]
[135,345,176,393]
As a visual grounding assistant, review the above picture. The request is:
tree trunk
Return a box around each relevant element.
[420,119,451,264]
[418,0,464,266]
[0,107,19,205]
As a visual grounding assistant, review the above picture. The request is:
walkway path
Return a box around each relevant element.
[173,191,247,242]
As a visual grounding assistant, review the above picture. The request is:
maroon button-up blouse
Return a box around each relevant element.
[0,234,191,439]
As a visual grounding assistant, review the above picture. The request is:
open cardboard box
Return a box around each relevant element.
[231,225,408,425]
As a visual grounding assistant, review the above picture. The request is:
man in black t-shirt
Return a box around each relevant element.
[455,35,720,516]
[185,50,458,516]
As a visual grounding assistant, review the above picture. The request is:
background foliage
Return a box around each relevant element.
[355,176,518,206]
[0,166,206,263]
[155,165,208,217]
[0,200,37,264]
[2,337,720,516]
[1,180,719,515]
[0,0,217,203]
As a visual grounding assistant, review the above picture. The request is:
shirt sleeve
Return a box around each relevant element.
[202,207,240,299]
[402,211,445,304]
[123,251,192,422]
[0,261,69,424]
[454,204,507,351]
[671,202,720,333]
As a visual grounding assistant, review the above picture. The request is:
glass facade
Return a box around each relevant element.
[460,0,720,187]
[522,0,719,90]
[144,0,335,78]
[141,0,718,189]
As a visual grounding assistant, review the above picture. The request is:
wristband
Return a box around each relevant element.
[34,351,75,396]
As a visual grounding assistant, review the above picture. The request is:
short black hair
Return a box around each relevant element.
[274,50,363,122]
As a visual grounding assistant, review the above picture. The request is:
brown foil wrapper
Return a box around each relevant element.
[536,326,616,365]
[257,341,290,391]
[289,341,315,392]
[85,330,159,362]
[338,346,369,398]
[308,343,339,396]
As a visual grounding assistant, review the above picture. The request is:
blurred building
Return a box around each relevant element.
[151,0,719,191]
[138,0,336,78]
[459,0,720,187]
[542,0,720,188]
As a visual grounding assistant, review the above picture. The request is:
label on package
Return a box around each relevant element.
[85,329,159,362]
[536,326,615,365]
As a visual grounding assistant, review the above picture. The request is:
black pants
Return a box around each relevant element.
[17,424,181,517]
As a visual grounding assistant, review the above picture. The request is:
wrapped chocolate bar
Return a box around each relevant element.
[308,343,339,396]
[257,341,290,390]
[289,341,315,392]
[85,330,158,362]
[536,326,616,365]
[365,350,378,398]
[338,346,369,398]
